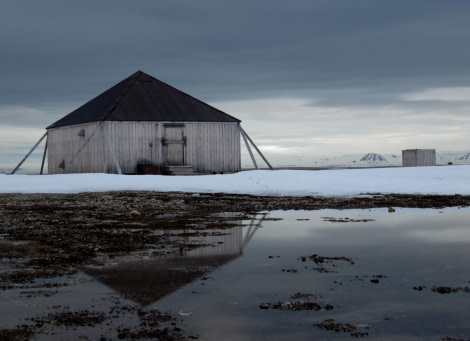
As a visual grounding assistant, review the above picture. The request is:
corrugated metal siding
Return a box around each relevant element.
[47,121,240,174]
[402,149,436,167]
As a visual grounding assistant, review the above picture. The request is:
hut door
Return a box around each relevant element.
[163,125,185,165]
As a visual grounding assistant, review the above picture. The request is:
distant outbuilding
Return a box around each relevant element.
[402,149,436,167]
[10,71,271,175]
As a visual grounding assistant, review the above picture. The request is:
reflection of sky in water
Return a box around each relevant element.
[155,208,470,341]
[260,208,470,245]
[2,208,469,340]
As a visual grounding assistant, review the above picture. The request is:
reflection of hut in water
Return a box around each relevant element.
[172,227,244,258]
[85,254,238,306]
[84,214,265,306]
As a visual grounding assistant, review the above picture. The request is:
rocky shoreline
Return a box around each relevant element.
[1,191,469,289]
[1,192,470,340]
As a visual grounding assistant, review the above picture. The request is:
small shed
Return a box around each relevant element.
[402,149,436,167]
[45,71,243,174]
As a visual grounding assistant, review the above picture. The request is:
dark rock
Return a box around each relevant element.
[432,286,470,294]
[413,286,426,291]
[314,319,369,337]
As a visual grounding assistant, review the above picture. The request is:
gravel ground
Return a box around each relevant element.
[1,191,469,282]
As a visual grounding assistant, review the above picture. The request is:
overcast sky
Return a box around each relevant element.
[1,0,470,169]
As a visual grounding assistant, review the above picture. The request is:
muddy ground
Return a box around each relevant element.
[1,192,470,340]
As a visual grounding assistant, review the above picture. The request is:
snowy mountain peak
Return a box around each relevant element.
[359,153,387,163]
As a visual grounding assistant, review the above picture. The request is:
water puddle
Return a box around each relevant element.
[1,208,470,340]
[155,208,470,340]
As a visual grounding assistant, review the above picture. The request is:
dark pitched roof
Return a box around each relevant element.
[47,70,240,128]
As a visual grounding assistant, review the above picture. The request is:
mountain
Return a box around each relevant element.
[437,151,470,165]
[458,153,470,161]
[359,153,387,163]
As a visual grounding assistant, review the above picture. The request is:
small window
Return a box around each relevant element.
[77,129,85,137]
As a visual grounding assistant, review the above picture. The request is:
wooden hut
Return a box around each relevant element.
[402,149,436,167]
[45,71,242,174]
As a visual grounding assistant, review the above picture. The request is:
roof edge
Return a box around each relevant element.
[46,70,241,128]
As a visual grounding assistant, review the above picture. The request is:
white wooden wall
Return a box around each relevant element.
[47,121,241,174]
[185,122,241,173]
[402,149,436,167]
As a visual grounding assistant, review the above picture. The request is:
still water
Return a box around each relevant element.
[1,207,470,340]
[155,208,470,340]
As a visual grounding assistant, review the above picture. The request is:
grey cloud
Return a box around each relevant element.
[2,0,470,108]
[1,0,470,164]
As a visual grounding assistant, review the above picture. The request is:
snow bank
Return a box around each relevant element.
[1,165,469,196]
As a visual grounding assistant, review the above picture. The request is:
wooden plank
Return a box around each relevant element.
[40,135,48,175]
[11,132,48,174]
[103,123,122,174]
[240,127,273,170]
[241,128,258,169]
[63,122,103,173]
[47,121,241,174]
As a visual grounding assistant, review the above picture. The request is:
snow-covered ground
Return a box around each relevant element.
[1,165,469,196]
